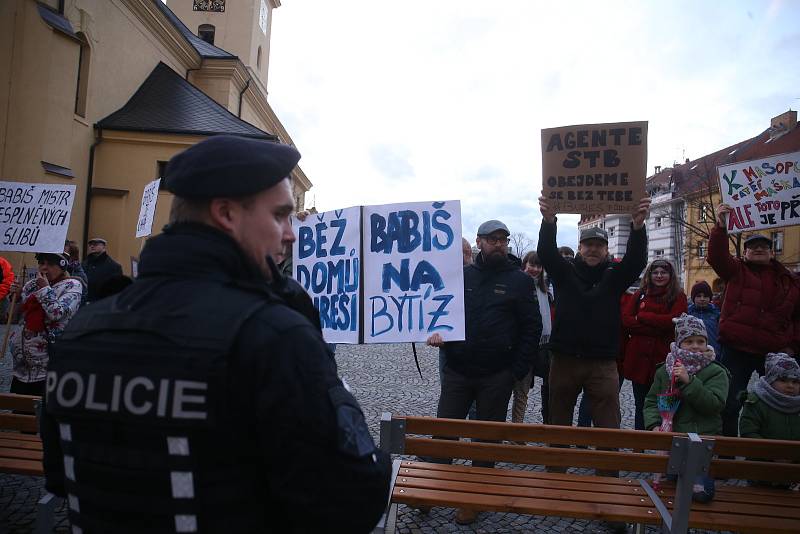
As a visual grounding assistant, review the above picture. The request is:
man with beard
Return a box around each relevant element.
[428,219,540,524]
[537,196,650,431]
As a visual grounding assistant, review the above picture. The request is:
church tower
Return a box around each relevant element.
[167,0,278,88]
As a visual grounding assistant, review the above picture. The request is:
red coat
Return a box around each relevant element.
[0,256,14,301]
[708,226,800,355]
[622,288,688,384]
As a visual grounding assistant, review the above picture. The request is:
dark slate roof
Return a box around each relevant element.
[152,0,237,59]
[37,3,78,40]
[96,62,275,140]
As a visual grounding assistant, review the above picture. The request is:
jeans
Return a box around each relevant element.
[720,344,765,437]
[631,381,652,431]
[438,350,476,420]
[435,365,515,468]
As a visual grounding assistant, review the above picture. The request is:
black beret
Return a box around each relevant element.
[164,135,301,198]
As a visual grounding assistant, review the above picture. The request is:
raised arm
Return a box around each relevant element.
[611,197,650,291]
[536,196,571,285]
[707,204,739,281]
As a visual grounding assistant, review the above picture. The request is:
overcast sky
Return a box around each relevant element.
[268,0,800,249]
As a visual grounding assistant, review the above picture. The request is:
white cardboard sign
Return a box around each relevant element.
[0,181,76,252]
[136,179,161,238]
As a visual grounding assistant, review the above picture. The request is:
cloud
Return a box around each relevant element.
[269,0,800,243]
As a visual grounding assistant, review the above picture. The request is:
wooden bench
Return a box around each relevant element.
[375,413,800,534]
[0,393,62,534]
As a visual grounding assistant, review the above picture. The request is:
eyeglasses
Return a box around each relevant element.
[746,242,771,251]
[481,235,510,245]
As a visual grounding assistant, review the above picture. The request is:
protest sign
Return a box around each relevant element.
[363,200,465,343]
[717,150,800,233]
[0,181,76,252]
[136,179,161,238]
[541,121,647,214]
[293,207,361,344]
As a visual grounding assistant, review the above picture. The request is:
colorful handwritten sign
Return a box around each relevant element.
[363,200,465,343]
[0,181,76,252]
[293,207,361,344]
[717,150,800,233]
[541,121,647,214]
[135,179,161,238]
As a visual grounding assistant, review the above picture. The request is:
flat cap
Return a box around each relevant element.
[477,220,510,236]
[743,233,772,248]
[88,237,107,245]
[164,135,301,199]
[579,227,608,243]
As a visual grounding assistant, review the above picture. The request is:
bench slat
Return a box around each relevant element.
[0,437,42,451]
[0,413,38,433]
[0,446,42,461]
[393,486,662,524]
[687,507,800,534]
[0,457,44,476]
[0,393,40,413]
[397,476,657,508]
[399,467,645,495]
[406,437,668,473]
[712,435,800,460]
[0,430,41,441]
[711,457,800,483]
[402,416,676,450]
[657,485,800,507]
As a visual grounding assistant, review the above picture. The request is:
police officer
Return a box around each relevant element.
[40,135,392,533]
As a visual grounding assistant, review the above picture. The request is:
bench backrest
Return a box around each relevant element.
[382,415,800,482]
[0,393,40,433]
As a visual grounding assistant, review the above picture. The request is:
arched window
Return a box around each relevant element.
[198,24,215,45]
[74,32,91,117]
[256,46,262,68]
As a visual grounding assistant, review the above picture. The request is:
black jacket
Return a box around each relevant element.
[537,219,647,360]
[82,251,122,302]
[442,252,541,379]
[41,223,391,533]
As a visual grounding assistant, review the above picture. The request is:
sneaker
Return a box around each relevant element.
[454,508,478,524]
[604,520,628,533]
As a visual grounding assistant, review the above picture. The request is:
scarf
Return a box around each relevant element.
[665,342,716,378]
[535,285,552,345]
[749,378,800,414]
[21,294,47,333]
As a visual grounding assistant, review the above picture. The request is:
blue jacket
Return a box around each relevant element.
[688,302,721,355]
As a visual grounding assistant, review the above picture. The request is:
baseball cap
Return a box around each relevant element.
[579,227,608,243]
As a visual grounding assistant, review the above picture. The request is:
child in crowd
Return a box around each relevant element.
[739,352,800,440]
[644,313,729,503]
[687,281,721,356]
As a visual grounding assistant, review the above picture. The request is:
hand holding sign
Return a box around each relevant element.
[716,203,732,229]
[539,196,556,224]
[631,197,652,230]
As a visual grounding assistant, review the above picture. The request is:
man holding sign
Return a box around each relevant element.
[537,195,650,433]
[709,204,800,437]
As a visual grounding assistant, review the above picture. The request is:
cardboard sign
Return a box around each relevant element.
[293,207,361,344]
[363,200,465,343]
[0,181,76,252]
[717,151,800,233]
[136,179,161,238]
[541,121,648,214]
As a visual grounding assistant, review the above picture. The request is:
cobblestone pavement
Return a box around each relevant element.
[2,330,732,533]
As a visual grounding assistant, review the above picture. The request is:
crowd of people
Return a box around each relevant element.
[427,195,800,526]
[0,134,797,533]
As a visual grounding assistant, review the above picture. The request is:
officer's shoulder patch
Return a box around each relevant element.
[328,385,376,459]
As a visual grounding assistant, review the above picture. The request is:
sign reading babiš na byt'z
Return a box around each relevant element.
[541,121,647,214]
[0,181,76,252]
[717,150,800,233]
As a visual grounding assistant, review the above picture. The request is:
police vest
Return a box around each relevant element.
[44,281,271,533]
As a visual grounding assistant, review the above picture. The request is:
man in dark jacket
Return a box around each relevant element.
[82,237,122,302]
[537,196,650,430]
[428,219,540,524]
[40,136,391,533]
[709,204,800,437]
